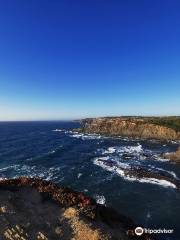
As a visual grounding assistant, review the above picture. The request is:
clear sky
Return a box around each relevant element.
[0,0,180,120]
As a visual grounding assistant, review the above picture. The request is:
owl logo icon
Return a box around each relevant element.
[135,227,144,236]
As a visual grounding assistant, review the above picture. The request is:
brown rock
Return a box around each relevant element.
[0,177,155,240]
[163,146,180,162]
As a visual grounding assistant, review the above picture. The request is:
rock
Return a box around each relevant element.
[96,159,180,189]
[163,146,180,163]
[0,206,7,213]
[55,226,62,235]
[0,177,154,240]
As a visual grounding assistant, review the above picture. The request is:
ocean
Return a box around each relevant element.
[0,121,180,239]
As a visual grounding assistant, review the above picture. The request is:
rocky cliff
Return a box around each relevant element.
[79,117,180,140]
[0,177,153,240]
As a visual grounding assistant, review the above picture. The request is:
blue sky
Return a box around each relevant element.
[0,0,180,120]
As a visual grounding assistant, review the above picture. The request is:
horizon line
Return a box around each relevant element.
[0,115,180,122]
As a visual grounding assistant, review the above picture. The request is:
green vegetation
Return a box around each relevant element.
[144,117,180,132]
[99,116,180,132]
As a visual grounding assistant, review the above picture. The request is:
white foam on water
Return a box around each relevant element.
[107,147,116,153]
[93,158,128,177]
[117,144,143,154]
[26,157,33,162]
[71,133,83,138]
[52,129,64,132]
[0,177,6,180]
[132,177,177,189]
[99,144,143,156]
[148,165,178,179]
[153,154,170,162]
[0,166,10,172]
[70,133,102,140]
[93,158,177,189]
[168,171,178,179]
[52,129,73,135]
[49,150,56,154]
[77,173,82,178]
[169,140,180,144]
[98,143,175,165]
[102,147,116,154]
[94,157,129,168]
[95,195,106,205]
[0,164,63,182]
[146,211,151,219]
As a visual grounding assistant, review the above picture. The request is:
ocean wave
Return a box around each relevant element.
[94,195,106,205]
[93,158,127,175]
[125,176,176,189]
[169,140,180,144]
[93,158,177,189]
[47,146,63,155]
[48,150,56,154]
[69,133,144,142]
[52,129,71,135]
[117,144,143,154]
[153,154,170,162]
[0,164,62,181]
[100,147,116,154]
[147,165,178,180]
[52,129,64,132]
[99,144,142,155]
[70,132,102,140]
[97,144,149,163]
[97,143,170,163]
[77,173,82,178]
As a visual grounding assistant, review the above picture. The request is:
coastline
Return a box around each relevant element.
[77,117,180,141]
[0,121,179,240]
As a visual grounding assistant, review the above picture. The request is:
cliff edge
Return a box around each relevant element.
[0,177,153,240]
[78,117,180,140]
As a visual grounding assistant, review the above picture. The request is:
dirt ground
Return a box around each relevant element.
[0,177,153,240]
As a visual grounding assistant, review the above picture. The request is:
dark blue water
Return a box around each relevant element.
[0,121,180,240]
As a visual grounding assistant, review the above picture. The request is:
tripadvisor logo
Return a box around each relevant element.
[134,226,174,236]
[135,227,144,236]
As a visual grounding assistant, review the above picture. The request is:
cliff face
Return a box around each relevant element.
[80,117,180,140]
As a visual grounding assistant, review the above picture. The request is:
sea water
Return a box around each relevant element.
[0,121,180,239]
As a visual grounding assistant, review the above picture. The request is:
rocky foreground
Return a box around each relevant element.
[0,177,153,240]
[78,117,180,140]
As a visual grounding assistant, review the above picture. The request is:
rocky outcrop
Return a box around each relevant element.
[95,159,180,189]
[0,177,154,240]
[79,117,180,140]
[163,146,180,163]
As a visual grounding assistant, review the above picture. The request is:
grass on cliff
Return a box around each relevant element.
[105,116,180,132]
[143,117,180,132]
[146,117,180,131]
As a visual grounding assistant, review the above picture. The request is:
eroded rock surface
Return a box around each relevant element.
[0,177,153,240]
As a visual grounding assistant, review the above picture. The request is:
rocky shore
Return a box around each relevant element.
[94,158,180,189]
[163,146,180,163]
[78,117,180,140]
[0,177,154,240]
